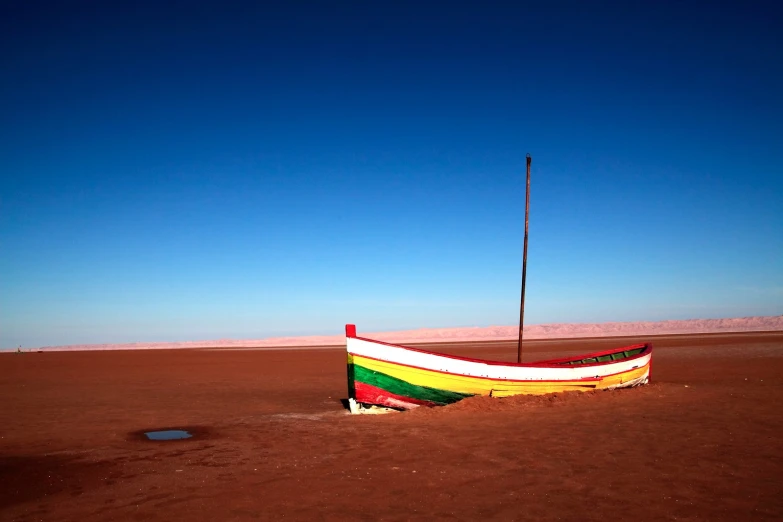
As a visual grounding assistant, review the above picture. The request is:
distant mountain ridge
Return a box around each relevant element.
[11,315,782,352]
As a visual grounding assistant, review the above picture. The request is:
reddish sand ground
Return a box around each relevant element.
[1,332,782,521]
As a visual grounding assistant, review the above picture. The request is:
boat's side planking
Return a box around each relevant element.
[345,325,652,410]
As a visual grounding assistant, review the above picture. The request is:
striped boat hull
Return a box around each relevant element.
[345,324,652,411]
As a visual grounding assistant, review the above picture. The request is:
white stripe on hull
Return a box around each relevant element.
[348,337,650,382]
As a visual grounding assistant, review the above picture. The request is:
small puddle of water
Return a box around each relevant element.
[144,430,192,441]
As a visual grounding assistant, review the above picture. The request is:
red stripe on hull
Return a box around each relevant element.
[354,381,438,409]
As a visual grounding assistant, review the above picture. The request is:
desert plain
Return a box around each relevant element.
[2,331,782,521]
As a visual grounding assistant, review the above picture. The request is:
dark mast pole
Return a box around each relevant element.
[517,154,531,363]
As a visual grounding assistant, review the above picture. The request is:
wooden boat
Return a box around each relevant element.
[346,324,652,413]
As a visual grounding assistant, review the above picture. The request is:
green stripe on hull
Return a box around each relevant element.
[351,364,472,405]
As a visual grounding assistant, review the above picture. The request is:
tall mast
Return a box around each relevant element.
[517,153,531,363]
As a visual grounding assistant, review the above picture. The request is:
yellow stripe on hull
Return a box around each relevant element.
[351,354,650,397]
[490,365,650,396]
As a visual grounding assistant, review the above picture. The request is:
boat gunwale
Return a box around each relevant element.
[351,351,650,384]
[348,331,653,370]
[531,344,652,366]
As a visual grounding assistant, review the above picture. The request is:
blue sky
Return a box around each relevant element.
[1,1,781,348]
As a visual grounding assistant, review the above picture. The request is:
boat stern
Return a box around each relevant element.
[346,324,357,402]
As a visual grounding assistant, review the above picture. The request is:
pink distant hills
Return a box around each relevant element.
[21,315,783,352]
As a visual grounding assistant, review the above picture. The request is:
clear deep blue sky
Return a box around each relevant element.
[1,1,781,348]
